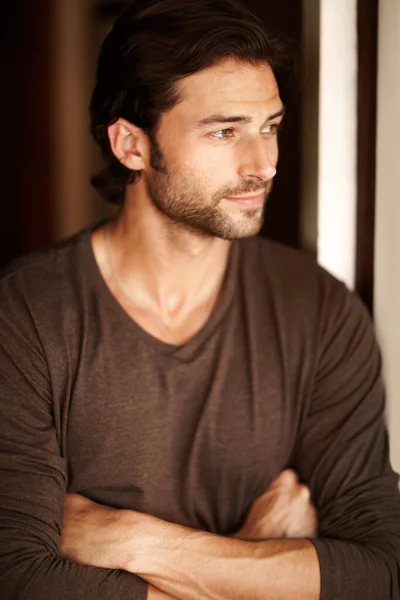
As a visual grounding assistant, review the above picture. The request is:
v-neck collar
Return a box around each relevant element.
[81,223,239,362]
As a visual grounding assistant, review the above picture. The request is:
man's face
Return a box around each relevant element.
[142,58,284,240]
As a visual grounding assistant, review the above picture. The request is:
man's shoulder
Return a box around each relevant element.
[236,235,357,324]
[0,227,91,293]
[238,235,333,287]
[0,226,94,325]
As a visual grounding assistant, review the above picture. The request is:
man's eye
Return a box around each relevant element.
[210,128,235,141]
[262,123,281,135]
[209,123,281,141]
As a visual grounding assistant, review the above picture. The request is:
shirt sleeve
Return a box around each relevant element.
[294,273,400,600]
[0,272,148,600]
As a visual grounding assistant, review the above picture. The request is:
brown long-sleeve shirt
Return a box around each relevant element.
[0,225,399,599]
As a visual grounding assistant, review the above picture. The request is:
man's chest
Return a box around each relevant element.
[63,323,301,534]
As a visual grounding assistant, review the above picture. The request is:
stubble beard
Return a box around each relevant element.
[146,134,271,241]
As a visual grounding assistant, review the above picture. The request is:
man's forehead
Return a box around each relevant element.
[176,59,280,112]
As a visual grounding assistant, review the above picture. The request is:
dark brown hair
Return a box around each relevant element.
[90,0,291,205]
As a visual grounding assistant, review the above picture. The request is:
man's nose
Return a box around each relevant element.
[237,137,277,182]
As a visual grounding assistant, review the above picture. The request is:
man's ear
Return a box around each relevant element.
[107,118,147,171]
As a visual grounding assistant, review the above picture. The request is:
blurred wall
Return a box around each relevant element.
[53,0,93,240]
[301,0,358,291]
[300,0,319,255]
[374,0,400,473]
[0,1,56,264]
[317,0,358,290]
[54,0,118,242]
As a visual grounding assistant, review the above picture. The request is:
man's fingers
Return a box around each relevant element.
[271,469,298,488]
[270,471,312,502]
[298,484,311,500]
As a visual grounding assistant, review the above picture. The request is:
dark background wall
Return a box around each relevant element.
[248,0,302,248]
[1,1,56,265]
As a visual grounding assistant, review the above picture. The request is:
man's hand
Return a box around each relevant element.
[234,469,318,540]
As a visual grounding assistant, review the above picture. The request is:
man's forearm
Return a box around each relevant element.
[60,494,320,600]
[125,513,320,600]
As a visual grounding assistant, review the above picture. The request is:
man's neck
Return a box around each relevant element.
[101,194,232,324]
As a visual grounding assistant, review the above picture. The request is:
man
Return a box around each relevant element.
[0,0,399,598]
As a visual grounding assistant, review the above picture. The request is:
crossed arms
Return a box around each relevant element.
[59,470,320,600]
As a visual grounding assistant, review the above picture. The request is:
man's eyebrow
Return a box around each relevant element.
[192,106,286,129]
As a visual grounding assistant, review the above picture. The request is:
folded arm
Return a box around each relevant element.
[60,487,320,600]
[130,516,321,600]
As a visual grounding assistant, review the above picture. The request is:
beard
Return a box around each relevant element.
[145,132,272,241]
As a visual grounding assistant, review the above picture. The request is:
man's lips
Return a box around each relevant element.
[225,192,266,207]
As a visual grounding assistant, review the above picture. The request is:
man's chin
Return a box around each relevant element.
[155,204,265,242]
[213,218,265,241]
[218,207,266,240]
